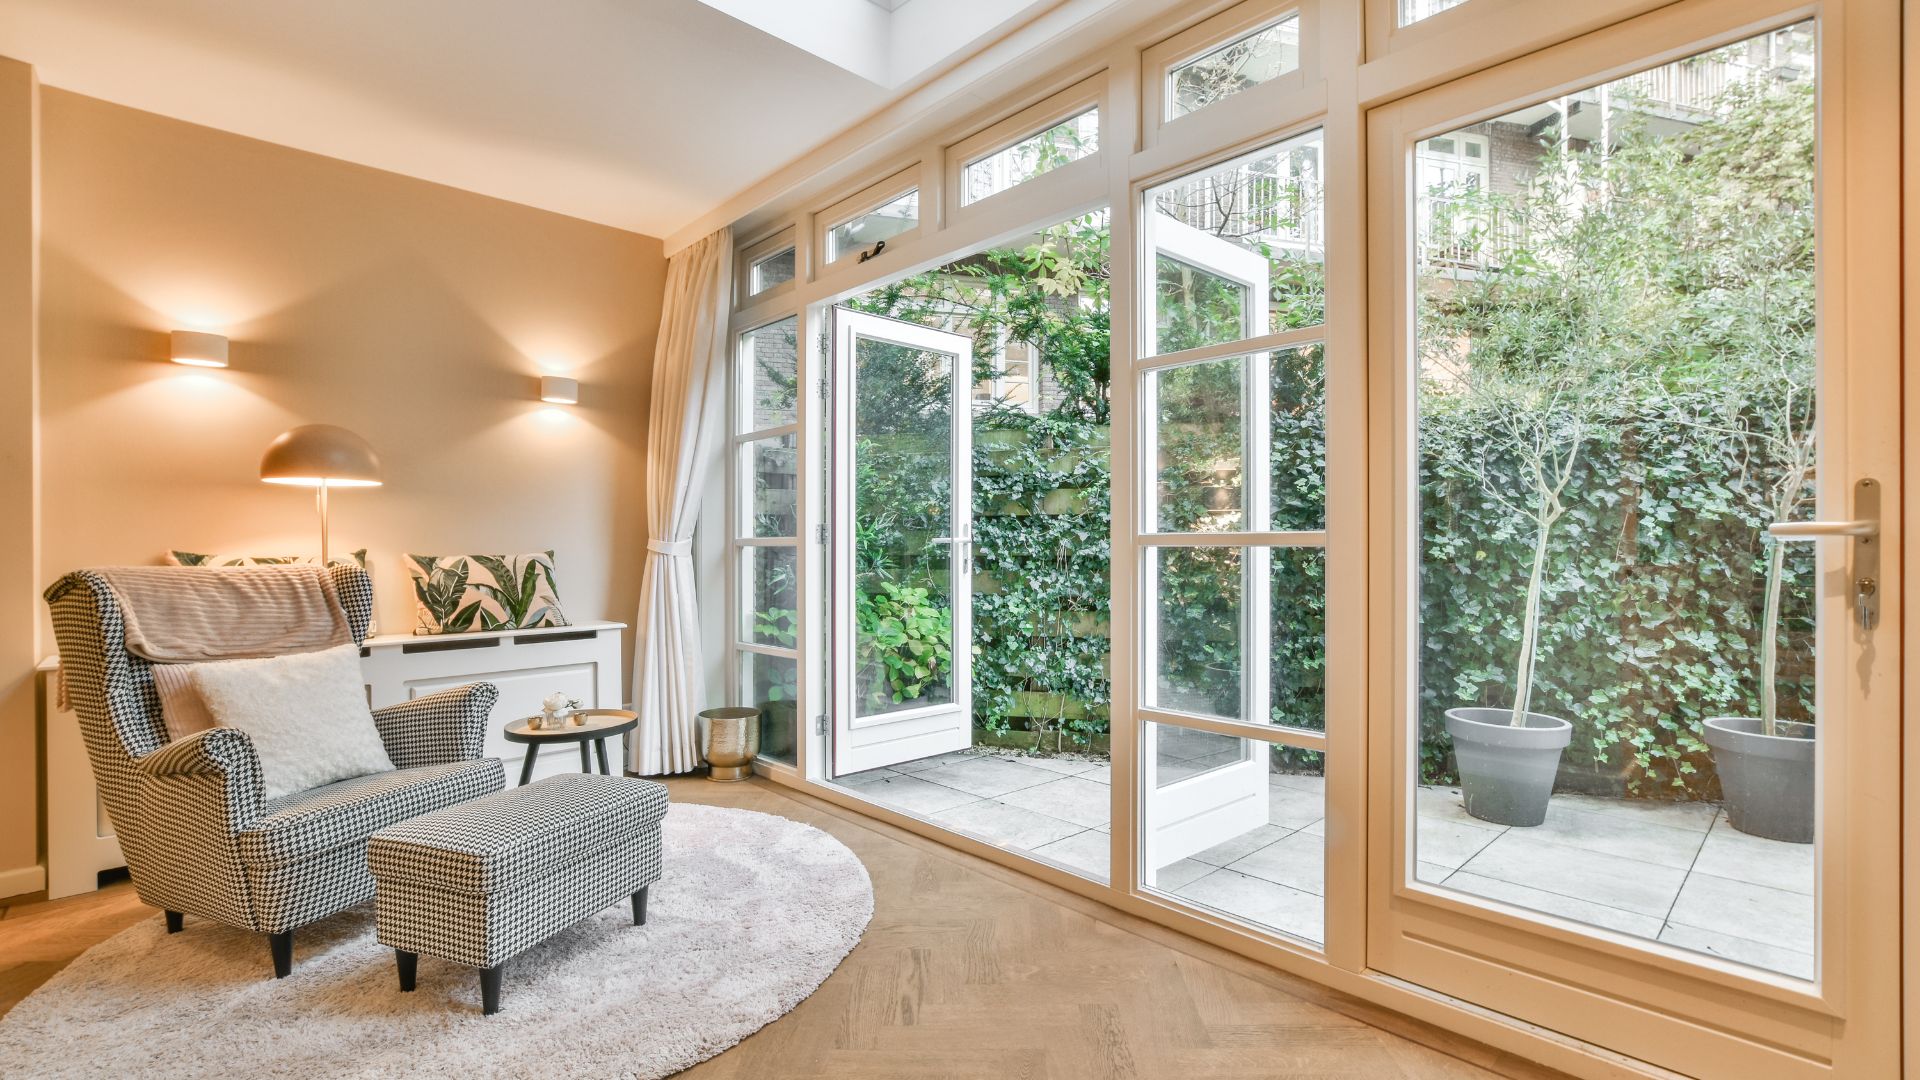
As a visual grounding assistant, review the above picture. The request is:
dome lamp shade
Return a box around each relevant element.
[259,424,383,487]
[259,424,382,564]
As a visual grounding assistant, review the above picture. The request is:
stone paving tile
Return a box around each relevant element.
[928,798,1086,852]
[1227,829,1324,896]
[1030,828,1111,882]
[1445,871,1666,938]
[841,772,982,816]
[1173,867,1324,944]
[1525,801,1708,872]
[891,750,977,774]
[1657,921,1815,981]
[1691,813,1815,895]
[1416,815,1503,870]
[1458,831,1687,918]
[1190,824,1292,867]
[1266,784,1325,830]
[995,776,1111,829]
[914,756,1064,798]
[1148,857,1216,891]
[1552,792,1719,833]
[985,751,1104,776]
[1665,870,1815,955]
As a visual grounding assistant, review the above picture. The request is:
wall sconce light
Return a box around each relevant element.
[539,375,579,405]
[170,330,230,368]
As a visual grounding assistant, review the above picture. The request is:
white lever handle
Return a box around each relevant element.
[1767,520,1878,539]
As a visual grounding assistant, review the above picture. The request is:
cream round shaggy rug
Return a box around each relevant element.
[0,803,873,1079]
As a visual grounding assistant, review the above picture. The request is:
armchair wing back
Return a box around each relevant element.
[44,565,503,976]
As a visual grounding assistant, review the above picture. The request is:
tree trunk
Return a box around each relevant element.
[1512,512,1555,726]
[1759,539,1787,737]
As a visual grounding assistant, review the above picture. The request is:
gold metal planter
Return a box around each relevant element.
[700,706,760,782]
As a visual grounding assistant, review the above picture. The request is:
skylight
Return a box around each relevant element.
[692,0,1052,88]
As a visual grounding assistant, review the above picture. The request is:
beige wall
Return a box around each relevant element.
[3,87,664,892]
[0,59,41,894]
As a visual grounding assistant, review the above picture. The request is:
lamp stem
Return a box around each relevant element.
[316,480,331,564]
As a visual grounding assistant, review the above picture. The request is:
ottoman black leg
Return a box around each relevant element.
[268,930,293,978]
[594,738,611,775]
[164,910,183,934]
[578,741,592,773]
[517,745,539,786]
[396,950,417,992]
[480,965,503,1015]
[631,886,649,926]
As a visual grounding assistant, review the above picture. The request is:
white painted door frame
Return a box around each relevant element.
[830,307,977,776]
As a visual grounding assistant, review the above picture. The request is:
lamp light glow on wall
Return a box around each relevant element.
[170,330,229,368]
[539,375,579,405]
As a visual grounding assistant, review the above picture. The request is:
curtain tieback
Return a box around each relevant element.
[647,538,693,557]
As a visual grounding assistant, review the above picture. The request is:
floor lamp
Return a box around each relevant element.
[259,424,383,562]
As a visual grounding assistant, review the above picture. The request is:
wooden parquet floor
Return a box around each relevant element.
[0,777,1569,1079]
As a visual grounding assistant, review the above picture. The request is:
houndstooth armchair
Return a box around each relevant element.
[45,565,505,977]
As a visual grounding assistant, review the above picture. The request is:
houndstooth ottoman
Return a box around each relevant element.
[366,772,669,1014]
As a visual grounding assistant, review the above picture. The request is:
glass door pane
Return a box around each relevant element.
[831,308,975,775]
[1409,21,1820,979]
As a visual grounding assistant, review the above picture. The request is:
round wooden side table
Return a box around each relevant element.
[502,709,639,786]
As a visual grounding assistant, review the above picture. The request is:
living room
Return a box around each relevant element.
[0,1,1910,1078]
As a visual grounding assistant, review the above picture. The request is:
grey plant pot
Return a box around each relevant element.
[1702,717,1815,844]
[1444,707,1574,827]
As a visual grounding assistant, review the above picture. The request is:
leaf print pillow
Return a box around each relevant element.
[404,551,569,634]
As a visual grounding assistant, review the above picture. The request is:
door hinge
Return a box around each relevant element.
[816,523,829,545]
[814,713,828,736]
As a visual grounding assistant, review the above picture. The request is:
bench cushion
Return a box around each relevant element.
[367,774,669,895]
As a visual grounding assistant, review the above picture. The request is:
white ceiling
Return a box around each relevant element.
[0,0,1034,237]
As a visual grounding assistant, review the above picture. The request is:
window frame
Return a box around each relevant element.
[814,168,924,269]
[944,77,1108,219]
[1142,0,1317,150]
[703,0,1904,1073]
[736,226,798,306]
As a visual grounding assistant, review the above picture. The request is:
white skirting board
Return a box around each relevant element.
[41,622,627,899]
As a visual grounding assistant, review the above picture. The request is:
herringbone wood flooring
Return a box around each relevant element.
[0,777,1567,1079]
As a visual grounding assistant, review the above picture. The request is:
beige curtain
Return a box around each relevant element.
[632,227,732,775]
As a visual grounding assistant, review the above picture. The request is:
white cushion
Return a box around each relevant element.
[188,644,395,800]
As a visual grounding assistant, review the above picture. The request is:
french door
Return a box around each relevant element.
[1364,0,1900,1074]
[829,307,976,775]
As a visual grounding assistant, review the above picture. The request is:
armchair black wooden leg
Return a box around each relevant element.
[164,910,183,934]
[480,965,503,1015]
[517,745,539,786]
[594,737,611,775]
[578,741,592,773]
[631,885,649,926]
[268,930,293,978]
[396,950,417,992]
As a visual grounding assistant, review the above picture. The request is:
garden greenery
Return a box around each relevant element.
[781,69,1815,796]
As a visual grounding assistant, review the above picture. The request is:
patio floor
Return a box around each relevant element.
[834,748,1816,978]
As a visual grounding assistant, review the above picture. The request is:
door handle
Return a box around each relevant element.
[1766,477,1880,630]
[930,536,973,573]
[1765,520,1877,538]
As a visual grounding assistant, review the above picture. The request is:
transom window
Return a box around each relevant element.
[1168,14,1302,119]
[826,188,919,264]
[961,107,1100,205]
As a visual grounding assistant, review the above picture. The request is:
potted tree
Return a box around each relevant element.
[1437,364,1598,826]
[1697,318,1819,844]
